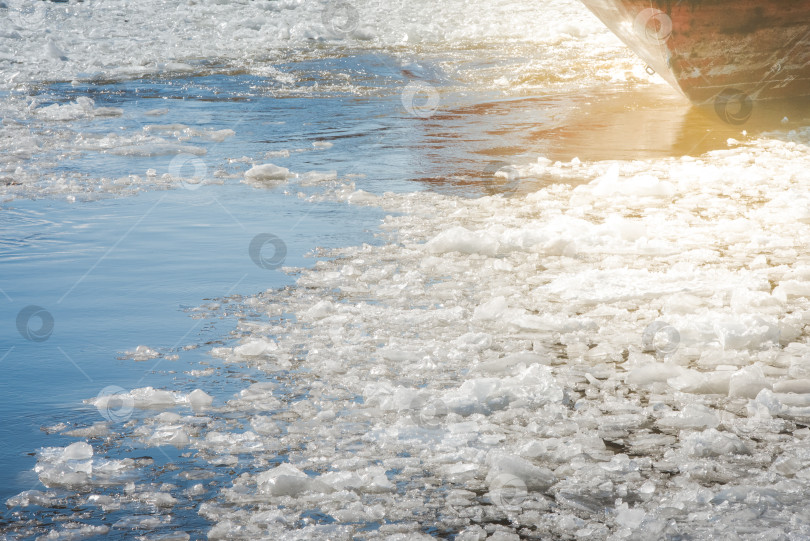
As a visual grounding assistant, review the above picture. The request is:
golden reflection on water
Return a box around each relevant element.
[411,83,810,195]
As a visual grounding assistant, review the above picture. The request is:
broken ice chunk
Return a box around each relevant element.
[121,345,160,361]
[425,226,499,256]
[682,429,750,457]
[233,338,279,357]
[657,404,720,430]
[485,452,556,492]
[728,365,771,398]
[186,389,213,408]
[255,463,331,497]
[62,442,93,461]
[244,163,290,183]
[472,296,508,321]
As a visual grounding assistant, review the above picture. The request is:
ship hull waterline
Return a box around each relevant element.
[579,0,810,124]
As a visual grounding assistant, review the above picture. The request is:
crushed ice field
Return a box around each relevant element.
[6,0,810,540]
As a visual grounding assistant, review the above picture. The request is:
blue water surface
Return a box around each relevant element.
[0,67,422,536]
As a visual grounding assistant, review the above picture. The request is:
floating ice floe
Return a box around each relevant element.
[120,345,161,361]
[243,163,292,185]
[32,442,139,489]
[34,97,123,121]
[89,386,213,412]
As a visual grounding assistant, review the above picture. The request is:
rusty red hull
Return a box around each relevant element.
[580,0,810,106]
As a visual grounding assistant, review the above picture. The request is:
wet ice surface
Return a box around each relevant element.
[6,0,810,540]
